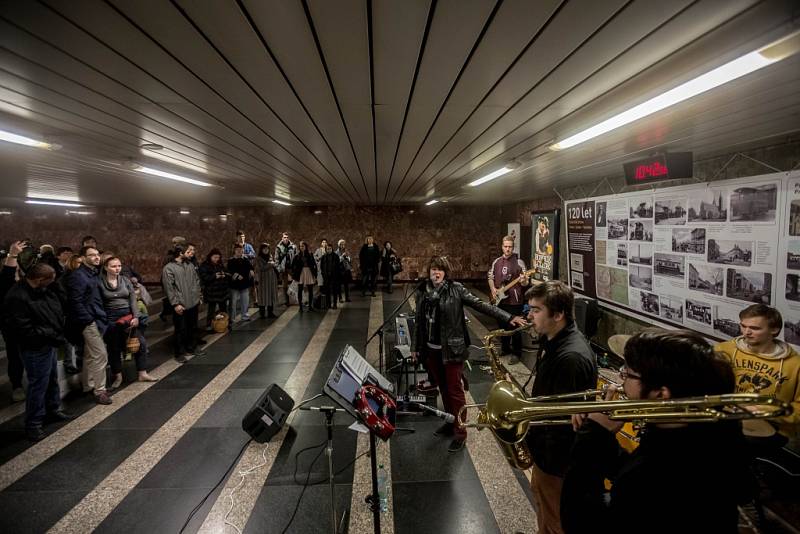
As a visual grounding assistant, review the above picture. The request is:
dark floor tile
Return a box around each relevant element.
[265,424,359,486]
[0,490,89,533]
[151,364,226,390]
[194,388,264,428]
[390,422,479,483]
[8,428,152,492]
[95,389,197,430]
[95,487,215,534]
[244,483,353,534]
[230,361,298,389]
[137,427,251,489]
[392,480,500,534]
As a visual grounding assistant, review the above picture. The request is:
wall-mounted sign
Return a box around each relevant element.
[623,152,693,186]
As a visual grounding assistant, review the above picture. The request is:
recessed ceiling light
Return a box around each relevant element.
[0,129,59,150]
[549,30,800,151]
[26,199,85,207]
[179,209,190,215]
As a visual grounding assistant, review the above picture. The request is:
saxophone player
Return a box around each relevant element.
[524,281,597,534]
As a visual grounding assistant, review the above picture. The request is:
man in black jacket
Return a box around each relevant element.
[524,281,597,534]
[358,235,380,297]
[411,256,526,452]
[1,240,26,403]
[561,330,752,533]
[3,263,73,441]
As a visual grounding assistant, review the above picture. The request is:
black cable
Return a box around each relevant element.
[178,437,253,534]
[281,441,327,534]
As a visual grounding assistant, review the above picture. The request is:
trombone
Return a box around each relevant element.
[460,379,793,449]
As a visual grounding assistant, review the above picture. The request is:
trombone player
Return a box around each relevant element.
[561,330,754,533]
[523,281,597,534]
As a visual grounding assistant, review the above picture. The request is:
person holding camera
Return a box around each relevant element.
[228,243,254,321]
[380,241,400,294]
[199,248,230,330]
[1,240,27,402]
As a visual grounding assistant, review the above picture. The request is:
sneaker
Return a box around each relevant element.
[94,391,113,405]
[11,387,25,403]
[434,423,454,437]
[175,354,188,363]
[25,426,46,442]
[242,314,251,321]
[45,410,75,423]
[448,438,466,452]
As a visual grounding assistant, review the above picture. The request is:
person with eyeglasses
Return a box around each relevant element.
[560,329,754,533]
[523,281,597,534]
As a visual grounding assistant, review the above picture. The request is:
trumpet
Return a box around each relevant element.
[460,379,793,455]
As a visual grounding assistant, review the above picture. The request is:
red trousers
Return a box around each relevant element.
[426,348,467,439]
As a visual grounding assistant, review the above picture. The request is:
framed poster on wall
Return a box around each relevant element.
[531,209,560,282]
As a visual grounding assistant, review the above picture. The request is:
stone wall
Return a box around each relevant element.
[0,204,510,283]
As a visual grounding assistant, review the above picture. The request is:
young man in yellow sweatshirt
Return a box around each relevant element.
[714,304,800,441]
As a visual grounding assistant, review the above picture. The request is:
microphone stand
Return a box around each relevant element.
[364,280,424,375]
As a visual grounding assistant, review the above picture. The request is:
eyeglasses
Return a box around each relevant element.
[619,366,642,381]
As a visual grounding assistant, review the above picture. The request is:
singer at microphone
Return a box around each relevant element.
[409,255,526,453]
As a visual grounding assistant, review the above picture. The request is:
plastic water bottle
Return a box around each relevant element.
[377,464,389,513]
[398,325,406,345]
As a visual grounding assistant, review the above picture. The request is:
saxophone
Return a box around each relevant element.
[480,323,535,470]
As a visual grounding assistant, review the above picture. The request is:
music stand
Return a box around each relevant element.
[324,345,398,534]
[365,281,423,374]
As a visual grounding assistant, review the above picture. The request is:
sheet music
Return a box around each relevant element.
[341,345,394,393]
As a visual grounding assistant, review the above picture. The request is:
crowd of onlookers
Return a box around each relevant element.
[0,230,402,442]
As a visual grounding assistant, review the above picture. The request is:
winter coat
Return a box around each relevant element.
[291,252,317,281]
[320,252,340,287]
[359,244,380,275]
[198,261,230,303]
[66,264,109,342]
[227,257,254,291]
[4,280,66,349]
[162,260,202,309]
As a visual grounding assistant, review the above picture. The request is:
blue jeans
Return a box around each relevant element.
[21,346,61,430]
[230,289,250,319]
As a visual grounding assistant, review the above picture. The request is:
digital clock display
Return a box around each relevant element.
[623,152,692,186]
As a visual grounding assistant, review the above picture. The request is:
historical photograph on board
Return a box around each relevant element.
[596,201,607,228]
[639,291,660,315]
[629,220,653,242]
[687,188,727,222]
[729,183,777,223]
[660,295,683,321]
[629,198,653,219]
[713,305,742,338]
[707,239,752,267]
[672,228,706,254]
[629,243,653,265]
[597,265,628,305]
[789,200,800,236]
[786,274,800,303]
[607,218,628,240]
[571,271,584,290]
[655,198,687,225]
[629,264,653,291]
[785,316,800,345]
[787,241,800,270]
[686,298,712,326]
[617,243,628,266]
[726,268,772,305]
[688,263,723,296]
[654,252,686,279]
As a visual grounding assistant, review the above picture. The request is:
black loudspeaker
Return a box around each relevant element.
[242,383,295,443]
[574,297,600,339]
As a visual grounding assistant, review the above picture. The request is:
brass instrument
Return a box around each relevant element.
[461,380,793,460]
[479,323,538,469]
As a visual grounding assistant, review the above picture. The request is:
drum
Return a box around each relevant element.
[598,368,640,453]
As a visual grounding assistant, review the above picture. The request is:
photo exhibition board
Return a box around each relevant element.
[566,171,800,346]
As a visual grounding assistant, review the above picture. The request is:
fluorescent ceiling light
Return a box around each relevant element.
[469,166,515,187]
[26,199,85,207]
[0,129,56,149]
[179,209,190,215]
[425,199,439,206]
[549,31,800,151]
[272,199,291,206]
[134,165,215,187]
[66,210,93,215]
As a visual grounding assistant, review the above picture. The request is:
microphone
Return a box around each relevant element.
[415,403,455,423]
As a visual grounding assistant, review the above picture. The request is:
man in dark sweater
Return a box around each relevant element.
[4,263,74,441]
[524,281,597,534]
